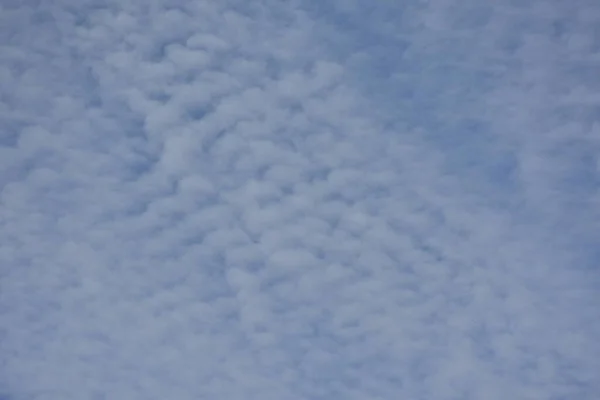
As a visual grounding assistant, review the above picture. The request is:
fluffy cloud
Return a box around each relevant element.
[1,0,598,399]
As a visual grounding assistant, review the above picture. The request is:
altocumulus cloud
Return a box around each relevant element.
[1,0,599,399]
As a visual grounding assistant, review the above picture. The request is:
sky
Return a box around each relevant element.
[1,0,599,399]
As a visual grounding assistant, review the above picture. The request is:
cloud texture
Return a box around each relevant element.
[1,1,599,399]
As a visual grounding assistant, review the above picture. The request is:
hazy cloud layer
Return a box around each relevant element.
[1,1,599,399]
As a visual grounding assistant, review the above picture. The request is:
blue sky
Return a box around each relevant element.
[1,1,599,399]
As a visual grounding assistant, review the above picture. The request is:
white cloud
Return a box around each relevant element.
[1,0,599,399]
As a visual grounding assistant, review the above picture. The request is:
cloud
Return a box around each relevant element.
[1,0,599,399]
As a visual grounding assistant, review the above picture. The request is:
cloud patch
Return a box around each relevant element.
[1,1,599,400]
